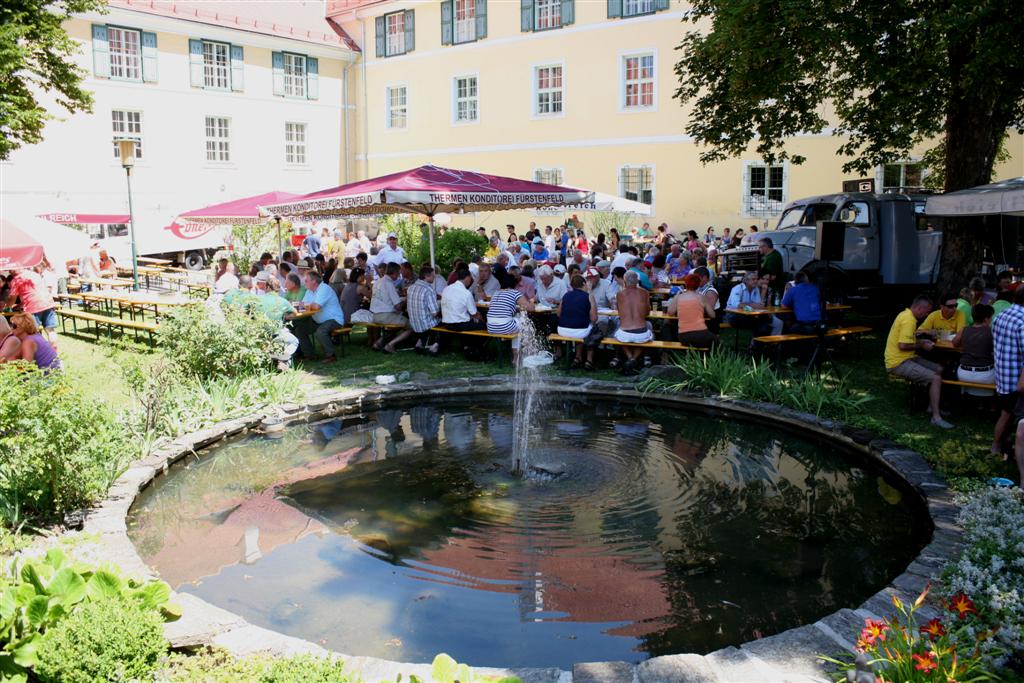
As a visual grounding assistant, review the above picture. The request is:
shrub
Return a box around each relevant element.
[162,649,358,682]
[34,596,167,683]
[930,440,1006,480]
[386,214,430,266]
[941,487,1024,664]
[434,230,489,271]
[643,348,873,421]
[0,362,131,524]
[160,304,279,380]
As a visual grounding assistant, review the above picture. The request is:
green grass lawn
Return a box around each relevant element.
[53,315,1015,488]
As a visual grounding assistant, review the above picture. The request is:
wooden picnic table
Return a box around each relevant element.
[75,277,134,290]
[723,304,852,350]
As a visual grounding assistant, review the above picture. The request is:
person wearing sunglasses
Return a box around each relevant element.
[918,292,967,341]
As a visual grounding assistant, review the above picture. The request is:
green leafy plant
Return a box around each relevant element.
[229,220,291,274]
[385,214,430,266]
[160,304,280,380]
[434,230,489,271]
[162,649,358,682]
[0,362,131,524]
[929,441,1006,481]
[0,548,180,682]
[819,585,999,682]
[34,594,167,683]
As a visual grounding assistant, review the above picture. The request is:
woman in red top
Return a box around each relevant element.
[672,273,718,349]
[574,230,589,257]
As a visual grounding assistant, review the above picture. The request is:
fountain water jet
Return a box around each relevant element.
[511,312,552,475]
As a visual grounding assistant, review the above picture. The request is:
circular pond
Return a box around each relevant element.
[127,394,930,668]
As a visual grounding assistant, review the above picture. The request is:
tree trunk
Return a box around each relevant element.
[935,39,1008,295]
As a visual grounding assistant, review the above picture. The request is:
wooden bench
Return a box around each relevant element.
[58,309,159,346]
[548,334,707,369]
[941,379,997,393]
[431,326,518,365]
[753,325,872,362]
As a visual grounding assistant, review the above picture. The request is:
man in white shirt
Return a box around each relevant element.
[543,225,556,253]
[471,263,500,300]
[373,233,406,267]
[535,265,567,306]
[369,262,414,351]
[585,266,617,348]
[506,242,524,267]
[610,245,633,272]
[440,267,486,358]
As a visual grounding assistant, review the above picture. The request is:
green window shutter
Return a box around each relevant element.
[440,1,453,45]
[404,10,415,53]
[475,0,487,39]
[607,0,622,18]
[306,57,319,100]
[141,31,158,82]
[654,0,669,9]
[271,51,285,96]
[188,39,203,87]
[375,16,386,57]
[560,0,574,26]
[230,45,244,91]
[92,24,110,78]
[520,0,534,31]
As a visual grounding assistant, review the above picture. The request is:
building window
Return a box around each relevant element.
[623,54,655,109]
[202,41,230,89]
[283,53,307,98]
[535,65,563,116]
[619,166,653,205]
[882,162,924,192]
[285,122,307,165]
[535,0,561,30]
[744,163,786,216]
[534,168,563,186]
[455,0,476,43]
[623,0,655,16]
[386,12,406,56]
[386,86,407,129]
[111,110,143,159]
[108,27,142,81]
[204,116,230,162]
[454,75,478,123]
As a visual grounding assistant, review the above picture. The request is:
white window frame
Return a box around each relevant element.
[385,11,406,57]
[454,0,476,44]
[618,164,655,209]
[107,26,142,81]
[534,0,561,30]
[533,167,565,186]
[201,40,231,90]
[111,110,143,160]
[204,115,231,163]
[877,160,926,192]
[741,160,788,218]
[452,73,479,125]
[623,0,656,17]
[619,50,657,113]
[283,52,307,98]
[385,84,408,130]
[284,122,308,166]
[532,62,565,119]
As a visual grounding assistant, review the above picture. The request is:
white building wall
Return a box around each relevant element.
[1,8,353,262]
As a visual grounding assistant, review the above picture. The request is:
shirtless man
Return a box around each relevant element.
[614,271,653,374]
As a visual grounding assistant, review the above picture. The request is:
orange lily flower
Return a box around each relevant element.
[912,651,938,673]
[948,593,978,619]
[920,618,946,639]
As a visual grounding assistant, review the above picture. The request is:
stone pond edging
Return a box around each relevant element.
[77,377,963,683]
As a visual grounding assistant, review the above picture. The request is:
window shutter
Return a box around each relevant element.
[475,0,487,39]
[560,0,574,25]
[404,10,415,53]
[306,57,319,100]
[607,0,622,18]
[92,25,110,78]
[375,16,386,57]
[654,0,669,9]
[140,32,158,82]
[520,0,534,32]
[188,39,204,87]
[440,1,453,45]
[271,51,285,96]
[229,45,244,91]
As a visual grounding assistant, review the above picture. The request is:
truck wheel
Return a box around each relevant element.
[184,251,205,270]
[804,261,851,302]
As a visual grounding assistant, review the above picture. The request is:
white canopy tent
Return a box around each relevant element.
[925,177,1024,217]
[534,190,653,216]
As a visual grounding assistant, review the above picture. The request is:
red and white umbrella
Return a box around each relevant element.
[1,217,91,272]
[177,191,301,224]
[262,165,592,266]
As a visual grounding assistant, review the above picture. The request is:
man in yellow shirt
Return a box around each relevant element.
[884,295,953,429]
[918,292,967,338]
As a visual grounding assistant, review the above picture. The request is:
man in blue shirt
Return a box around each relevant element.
[302,230,322,259]
[627,258,653,291]
[781,271,823,334]
[530,237,550,262]
[298,271,346,362]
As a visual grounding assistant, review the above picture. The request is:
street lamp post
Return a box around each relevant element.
[117,138,140,291]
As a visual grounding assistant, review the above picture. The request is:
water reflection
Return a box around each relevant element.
[128,397,929,668]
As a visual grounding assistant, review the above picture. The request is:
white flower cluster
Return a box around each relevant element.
[943,487,1024,661]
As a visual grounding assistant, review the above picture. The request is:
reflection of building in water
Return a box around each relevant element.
[487,414,513,453]
[442,412,476,454]
[410,405,441,444]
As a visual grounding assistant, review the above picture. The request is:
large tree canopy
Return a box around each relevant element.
[674,0,1024,289]
[0,0,103,160]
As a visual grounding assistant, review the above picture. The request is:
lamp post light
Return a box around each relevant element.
[116,138,140,291]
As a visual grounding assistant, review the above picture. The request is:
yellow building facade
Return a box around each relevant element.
[329,0,1023,234]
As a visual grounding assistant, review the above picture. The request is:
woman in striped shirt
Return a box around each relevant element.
[487,272,536,364]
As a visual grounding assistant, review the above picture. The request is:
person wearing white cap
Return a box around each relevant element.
[585,266,618,349]
[373,233,406,266]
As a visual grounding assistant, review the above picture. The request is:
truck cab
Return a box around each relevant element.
[718,192,942,301]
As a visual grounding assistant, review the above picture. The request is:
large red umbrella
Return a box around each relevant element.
[1,217,91,271]
[262,165,591,266]
[0,220,44,270]
[178,191,301,224]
